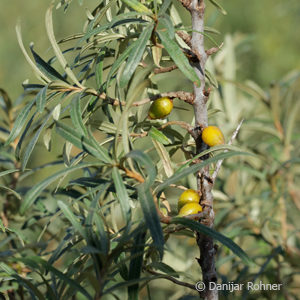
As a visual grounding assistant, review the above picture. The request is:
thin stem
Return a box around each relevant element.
[146,269,196,290]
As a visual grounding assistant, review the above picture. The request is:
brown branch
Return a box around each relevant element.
[159,91,194,104]
[146,269,196,290]
[130,132,148,138]
[159,212,206,225]
[178,0,192,10]
[49,83,195,107]
[160,121,194,133]
[163,224,187,235]
[106,91,194,106]
[211,119,244,181]
[132,91,194,106]
[154,65,178,74]
[119,166,145,183]
[206,42,224,56]
[177,31,192,48]
[188,1,219,299]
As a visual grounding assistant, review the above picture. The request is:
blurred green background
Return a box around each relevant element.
[1,0,300,99]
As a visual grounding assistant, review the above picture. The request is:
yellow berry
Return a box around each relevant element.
[202,126,225,147]
[178,189,200,210]
[178,202,203,217]
[148,97,173,119]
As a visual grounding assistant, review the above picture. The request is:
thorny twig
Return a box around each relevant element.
[211,119,244,181]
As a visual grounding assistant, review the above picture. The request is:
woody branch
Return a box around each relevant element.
[178,1,218,299]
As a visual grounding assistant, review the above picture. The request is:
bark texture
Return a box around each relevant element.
[182,1,218,299]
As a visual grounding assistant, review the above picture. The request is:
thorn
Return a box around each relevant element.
[206,42,224,56]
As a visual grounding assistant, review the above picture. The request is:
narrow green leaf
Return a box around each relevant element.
[58,201,86,238]
[52,103,61,121]
[21,110,53,171]
[70,94,88,136]
[85,0,117,34]
[204,26,220,35]
[156,151,251,192]
[16,22,50,83]
[0,169,19,178]
[158,0,172,16]
[128,230,146,300]
[94,213,109,255]
[25,257,92,300]
[80,13,147,43]
[55,121,111,163]
[106,42,136,89]
[36,85,48,113]
[171,217,252,265]
[0,262,45,300]
[120,24,154,88]
[157,30,201,86]
[153,0,158,15]
[152,139,173,177]
[152,45,162,67]
[183,27,221,48]
[20,162,102,214]
[87,127,112,162]
[148,127,171,145]
[95,50,105,88]
[43,127,52,151]
[208,108,222,118]
[121,0,153,14]
[0,130,9,143]
[126,150,156,188]
[45,5,84,88]
[39,274,58,300]
[5,99,35,146]
[48,80,73,90]
[86,186,110,255]
[158,14,175,39]
[30,45,67,82]
[137,185,164,258]
[208,0,227,15]
[112,167,131,221]
[97,121,117,134]
[0,185,22,200]
[176,145,246,173]
[15,112,37,161]
[0,220,6,232]
[205,69,218,88]
[0,88,11,112]
[48,235,76,266]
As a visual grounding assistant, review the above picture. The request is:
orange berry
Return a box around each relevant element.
[178,189,200,210]
[178,202,203,217]
[202,126,225,147]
